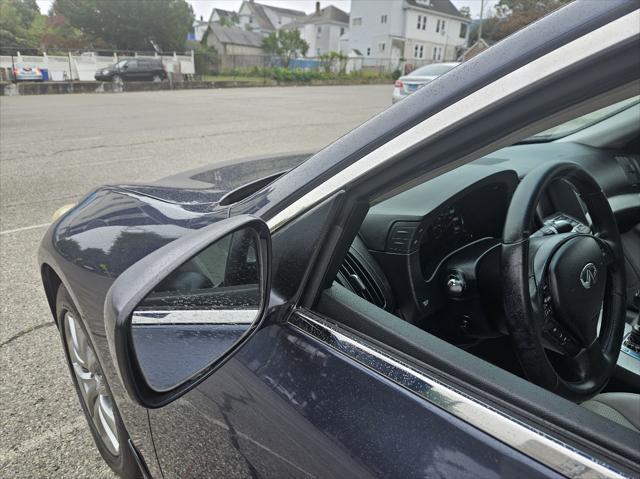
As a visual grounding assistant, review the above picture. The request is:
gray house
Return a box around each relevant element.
[202,24,266,71]
[203,24,264,56]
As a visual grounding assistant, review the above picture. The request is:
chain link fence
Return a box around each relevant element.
[193,53,440,83]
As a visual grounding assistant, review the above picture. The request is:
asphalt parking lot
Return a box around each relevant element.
[0,85,391,478]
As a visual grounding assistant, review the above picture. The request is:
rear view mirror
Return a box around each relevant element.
[105,216,270,408]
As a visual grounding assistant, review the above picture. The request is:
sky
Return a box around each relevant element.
[35,0,498,20]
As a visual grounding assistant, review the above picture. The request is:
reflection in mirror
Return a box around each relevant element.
[131,226,262,391]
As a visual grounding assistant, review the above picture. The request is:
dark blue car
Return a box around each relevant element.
[39,1,640,477]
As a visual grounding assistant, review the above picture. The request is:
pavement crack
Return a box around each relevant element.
[0,321,55,348]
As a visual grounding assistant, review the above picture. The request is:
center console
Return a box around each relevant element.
[614,291,640,392]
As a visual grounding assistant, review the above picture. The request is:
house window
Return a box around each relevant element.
[317,26,322,35]
[413,44,424,59]
[432,46,443,61]
[317,48,321,56]
[381,15,387,24]
[417,15,426,30]
[249,16,253,24]
[459,23,468,38]
[352,17,362,26]
[366,47,371,56]
[436,19,446,33]
[378,42,386,53]
[340,27,345,35]
[278,17,282,25]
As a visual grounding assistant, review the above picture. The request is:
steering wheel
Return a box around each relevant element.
[502,162,626,402]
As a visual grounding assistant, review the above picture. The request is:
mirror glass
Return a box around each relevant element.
[131,226,262,391]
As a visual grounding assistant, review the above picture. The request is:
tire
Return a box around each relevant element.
[56,285,141,478]
[152,74,162,83]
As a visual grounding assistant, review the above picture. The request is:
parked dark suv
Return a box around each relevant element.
[95,58,166,82]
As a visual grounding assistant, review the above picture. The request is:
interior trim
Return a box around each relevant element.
[267,9,640,233]
[289,310,629,479]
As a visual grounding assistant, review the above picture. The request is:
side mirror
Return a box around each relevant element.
[104,215,270,408]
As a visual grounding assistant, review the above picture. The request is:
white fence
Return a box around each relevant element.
[0,51,195,81]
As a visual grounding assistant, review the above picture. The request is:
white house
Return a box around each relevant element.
[190,17,210,42]
[237,1,306,34]
[348,0,470,66]
[282,2,349,57]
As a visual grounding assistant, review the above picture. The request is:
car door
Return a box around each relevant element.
[142,201,562,479]
[122,59,140,81]
[137,59,154,81]
[107,3,638,477]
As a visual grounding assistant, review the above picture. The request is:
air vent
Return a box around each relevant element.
[336,250,388,310]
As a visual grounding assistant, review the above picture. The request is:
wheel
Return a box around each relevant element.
[152,74,162,83]
[56,285,141,477]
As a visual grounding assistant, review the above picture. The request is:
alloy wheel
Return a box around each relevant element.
[63,312,120,456]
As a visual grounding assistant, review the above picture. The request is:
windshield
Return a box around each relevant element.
[524,95,640,142]
[409,64,456,77]
[114,60,128,68]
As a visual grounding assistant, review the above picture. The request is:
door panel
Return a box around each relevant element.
[148,319,560,478]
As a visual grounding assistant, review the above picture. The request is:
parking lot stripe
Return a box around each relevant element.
[0,223,50,236]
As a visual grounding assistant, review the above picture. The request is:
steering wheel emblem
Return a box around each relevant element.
[580,263,598,289]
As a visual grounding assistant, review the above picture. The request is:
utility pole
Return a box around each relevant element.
[478,0,485,42]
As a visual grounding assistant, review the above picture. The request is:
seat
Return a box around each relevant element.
[582,393,640,431]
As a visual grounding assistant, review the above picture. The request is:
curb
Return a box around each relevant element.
[0,78,392,96]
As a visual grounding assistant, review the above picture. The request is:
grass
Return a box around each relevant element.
[202,75,267,82]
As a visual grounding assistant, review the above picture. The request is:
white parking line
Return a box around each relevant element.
[0,223,51,236]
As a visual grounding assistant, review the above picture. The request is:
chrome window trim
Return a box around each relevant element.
[131,309,258,325]
[289,310,629,479]
[267,9,640,233]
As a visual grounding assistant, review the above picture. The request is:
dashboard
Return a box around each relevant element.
[420,182,511,280]
[355,142,640,333]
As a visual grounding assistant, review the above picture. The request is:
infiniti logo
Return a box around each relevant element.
[580,263,598,289]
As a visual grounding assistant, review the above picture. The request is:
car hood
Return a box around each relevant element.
[45,151,312,279]
[399,75,439,83]
[114,151,312,210]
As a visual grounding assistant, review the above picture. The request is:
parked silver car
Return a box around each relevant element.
[12,66,44,82]
[392,62,460,103]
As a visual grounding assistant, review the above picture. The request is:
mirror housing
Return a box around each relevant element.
[104,215,271,408]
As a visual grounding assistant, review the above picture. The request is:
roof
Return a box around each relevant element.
[210,8,236,22]
[405,0,470,21]
[261,3,306,17]
[460,39,490,60]
[283,5,349,29]
[207,24,264,48]
[242,1,306,31]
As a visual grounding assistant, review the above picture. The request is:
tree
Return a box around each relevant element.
[469,0,571,45]
[319,51,347,73]
[0,0,41,50]
[53,0,194,52]
[262,30,309,68]
[39,13,109,50]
